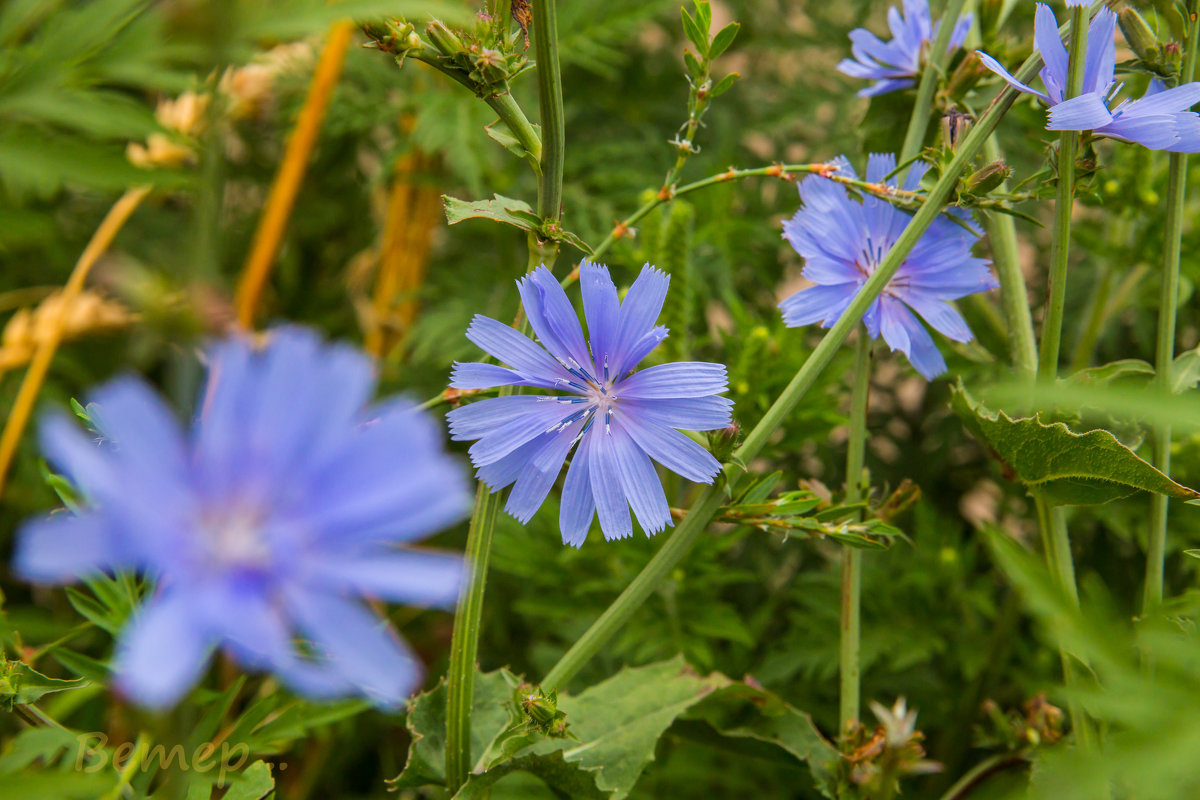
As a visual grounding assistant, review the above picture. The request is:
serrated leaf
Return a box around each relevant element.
[951,380,1200,506]
[709,71,739,98]
[708,22,739,58]
[459,657,837,799]
[444,194,539,232]
[391,666,518,790]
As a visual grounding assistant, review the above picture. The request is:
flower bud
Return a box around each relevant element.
[1118,8,1162,68]
[425,20,466,58]
[963,161,1010,196]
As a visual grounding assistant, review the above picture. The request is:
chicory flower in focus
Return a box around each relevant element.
[15,328,469,709]
[977,4,1200,151]
[778,154,997,379]
[837,0,974,97]
[448,263,733,546]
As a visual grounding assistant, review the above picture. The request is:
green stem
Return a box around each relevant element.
[543,54,1037,689]
[839,330,871,734]
[1143,0,1200,619]
[981,136,1036,379]
[445,484,503,792]
[899,0,968,165]
[533,0,565,258]
[488,90,544,163]
[1037,5,1087,379]
[445,2,566,791]
[1068,261,1115,374]
[937,753,1029,800]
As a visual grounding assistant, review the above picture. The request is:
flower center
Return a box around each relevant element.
[547,356,619,435]
[198,506,272,569]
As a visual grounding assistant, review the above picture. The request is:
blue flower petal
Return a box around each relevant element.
[1033,3,1068,99]
[315,550,464,609]
[287,589,419,707]
[518,267,591,371]
[1096,114,1181,150]
[611,418,672,536]
[619,362,728,399]
[14,514,116,583]
[621,416,720,484]
[449,362,527,390]
[505,422,581,523]
[1047,92,1114,131]
[879,298,947,379]
[588,429,633,540]
[114,592,213,709]
[613,265,670,375]
[977,51,1049,102]
[779,284,857,328]
[1082,7,1117,98]
[447,395,559,441]
[580,261,621,375]
[620,396,733,431]
[465,315,573,386]
[559,437,596,547]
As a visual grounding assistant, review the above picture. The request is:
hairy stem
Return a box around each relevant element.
[840,330,871,734]
[899,0,968,165]
[1143,0,1200,620]
[542,55,1037,688]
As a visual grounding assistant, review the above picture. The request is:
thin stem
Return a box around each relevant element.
[937,753,1029,800]
[899,0,968,165]
[1036,5,1088,379]
[543,59,1036,689]
[1143,0,1200,619]
[839,330,871,734]
[234,19,354,329]
[444,482,503,791]
[981,136,1037,379]
[445,0,566,791]
[0,186,150,497]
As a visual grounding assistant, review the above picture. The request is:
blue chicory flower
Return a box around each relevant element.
[977,4,1200,151]
[778,154,998,379]
[837,0,974,97]
[14,327,469,709]
[448,263,733,547]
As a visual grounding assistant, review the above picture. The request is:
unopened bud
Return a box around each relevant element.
[425,20,466,58]
[1118,8,1163,68]
[707,422,740,462]
[940,109,973,150]
[964,161,1010,196]
[472,48,508,83]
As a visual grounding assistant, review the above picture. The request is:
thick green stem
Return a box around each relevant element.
[542,56,1036,689]
[488,91,543,163]
[445,2,566,791]
[445,484,503,791]
[1037,6,1087,379]
[839,330,871,734]
[981,137,1037,379]
[1143,0,1200,619]
[533,0,565,226]
[899,0,968,165]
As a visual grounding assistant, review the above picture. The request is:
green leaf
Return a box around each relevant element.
[444,193,539,232]
[709,71,739,98]
[1064,359,1155,387]
[552,228,595,255]
[0,661,87,708]
[680,9,708,57]
[457,658,837,799]
[51,649,110,683]
[1171,348,1200,393]
[221,761,276,800]
[484,118,541,163]
[951,380,1200,506]
[1184,549,1200,560]
[390,666,518,790]
[708,22,739,59]
[683,50,704,81]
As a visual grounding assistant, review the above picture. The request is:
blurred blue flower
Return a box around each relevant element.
[978,5,1200,151]
[448,264,732,547]
[837,0,973,97]
[15,328,469,709]
[778,154,997,379]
